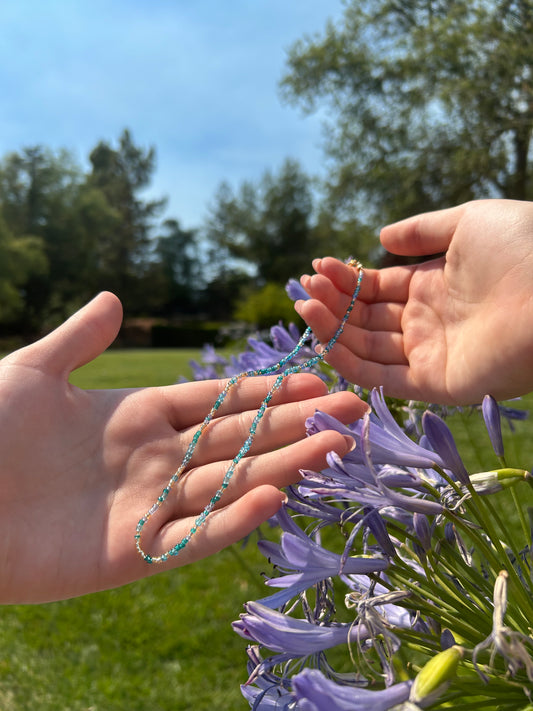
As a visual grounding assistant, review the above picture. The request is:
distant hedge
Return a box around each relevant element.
[151,323,229,348]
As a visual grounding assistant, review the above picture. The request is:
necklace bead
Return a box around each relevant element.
[135,261,364,563]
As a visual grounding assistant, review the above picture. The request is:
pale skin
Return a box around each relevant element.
[0,292,366,604]
[296,199,533,406]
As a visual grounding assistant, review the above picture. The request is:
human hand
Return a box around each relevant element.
[0,293,366,603]
[295,199,533,405]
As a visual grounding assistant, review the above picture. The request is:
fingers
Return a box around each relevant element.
[152,485,289,566]
[294,297,408,366]
[380,204,467,256]
[163,372,334,431]
[159,428,355,518]
[316,339,413,397]
[135,430,358,568]
[298,272,404,332]
[301,258,414,305]
[15,292,123,376]
[184,389,366,465]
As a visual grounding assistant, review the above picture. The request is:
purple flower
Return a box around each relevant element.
[270,322,303,352]
[291,668,412,711]
[306,390,446,470]
[240,647,294,709]
[422,411,470,484]
[482,394,504,458]
[233,601,371,656]
[286,278,310,302]
[498,401,529,430]
[284,485,345,523]
[257,511,388,608]
[305,450,427,493]
[241,681,293,709]
[344,576,416,630]
[241,682,293,710]
[358,414,443,516]
[413,513,432,553]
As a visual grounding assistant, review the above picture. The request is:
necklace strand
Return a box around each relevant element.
[135,260,364,563]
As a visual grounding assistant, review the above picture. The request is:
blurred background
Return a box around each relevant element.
[2,0,532,349]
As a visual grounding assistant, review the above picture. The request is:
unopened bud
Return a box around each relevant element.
[410,645,464,707]
[470,468,530,495]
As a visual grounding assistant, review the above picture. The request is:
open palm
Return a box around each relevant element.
[297,200,533,405]
[0,292,365,603]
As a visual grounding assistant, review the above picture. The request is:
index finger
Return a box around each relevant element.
[309,258,414,304]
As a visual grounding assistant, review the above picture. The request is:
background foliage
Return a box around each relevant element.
[3,2,532,340]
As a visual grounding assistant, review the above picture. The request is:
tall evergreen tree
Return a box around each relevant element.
[151,218,201,315]
[87,129,166,311]
[205,159,318,284]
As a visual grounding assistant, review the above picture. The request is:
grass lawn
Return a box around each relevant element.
[68,348,202,388]
[1,348,532,709]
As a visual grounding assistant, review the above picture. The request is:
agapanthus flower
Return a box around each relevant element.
[291,668,412,711]
[233,601,373,656]
[421,411,470,484]
[482,394,505,459]
[257,508,388,608]
[286,278,310,302]
[240,646,293,709]
[186,299,533,710]
[306,390,447,470]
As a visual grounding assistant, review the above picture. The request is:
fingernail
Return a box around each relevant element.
[312,258,322,271]
[343,435,356,451]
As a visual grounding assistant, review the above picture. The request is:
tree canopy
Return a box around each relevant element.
[281,0,533,226]
[3,4,533,334]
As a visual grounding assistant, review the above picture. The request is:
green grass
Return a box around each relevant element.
[2,349,533,709]
[69,348,202,388]
[0,546,267,711]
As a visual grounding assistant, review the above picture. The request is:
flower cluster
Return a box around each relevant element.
[190,315,533,710]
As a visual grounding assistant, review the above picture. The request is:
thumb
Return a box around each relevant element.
[380,204,468,256]
[32,292,123,376]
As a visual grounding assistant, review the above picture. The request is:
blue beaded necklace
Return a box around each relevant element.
[135,260,364,563]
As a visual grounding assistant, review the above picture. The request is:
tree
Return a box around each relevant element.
[0,146,97,329]
[150,218,201,316]
[281,0,533,228]
[87,129,166,311]
[205,159,318,285]
[0,216,46,326]
[234,282,303,329]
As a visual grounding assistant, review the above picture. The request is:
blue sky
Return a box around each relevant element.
[0,1,343,229]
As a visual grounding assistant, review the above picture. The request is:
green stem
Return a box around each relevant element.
[389,568,489,642]
[510,485,531,543]
[445,509,533,625]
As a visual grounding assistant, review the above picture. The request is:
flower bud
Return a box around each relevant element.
[469,468,530,495]
[482,394,504,458]
[422,412,469,484]
[413,513,432,553]
[410,645,464,707]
